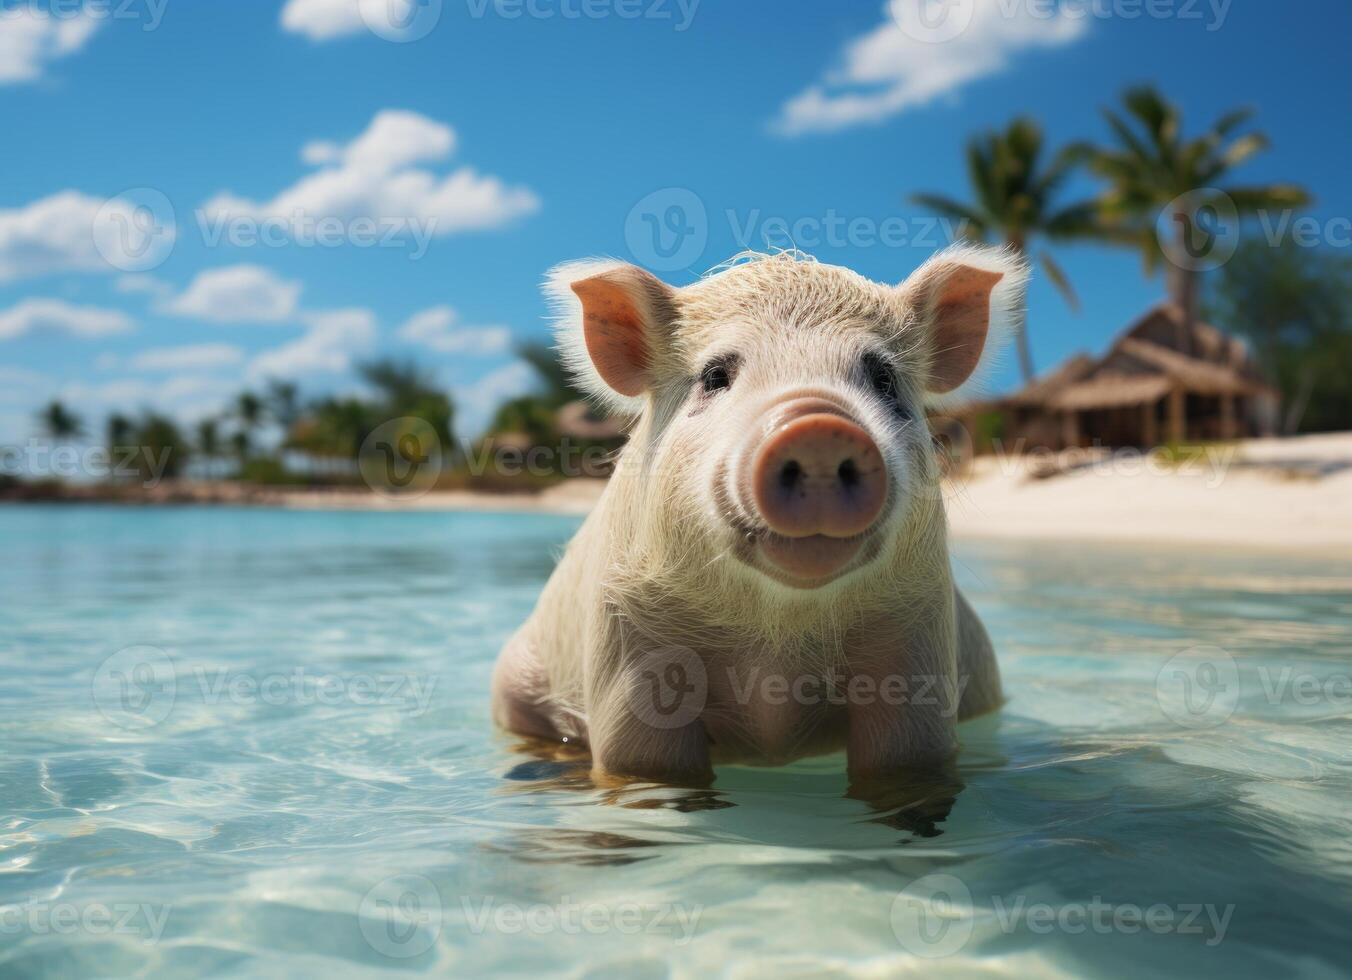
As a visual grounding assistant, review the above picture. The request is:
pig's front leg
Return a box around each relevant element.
[844,613,962,834]
[585,616,713,787]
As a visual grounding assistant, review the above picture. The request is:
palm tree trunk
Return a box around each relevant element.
[1010,242,1036,384]
[1283,366,1315,435]
[1170,228,1199,356]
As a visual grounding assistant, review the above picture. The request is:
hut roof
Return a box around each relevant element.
[1113,338,1258,395]
[555,399,630,440]
[1005,353,1097,406]
[1049,375,1174,411]
[1003,302,1276,412]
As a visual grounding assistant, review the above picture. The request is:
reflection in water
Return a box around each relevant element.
[2,508,1351,977]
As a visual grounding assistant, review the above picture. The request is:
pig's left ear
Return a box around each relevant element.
[900,244,1029,400]
[545,259,679,413]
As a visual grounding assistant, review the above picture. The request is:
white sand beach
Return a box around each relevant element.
[265,432,1352,554]
[943,432,1352,553]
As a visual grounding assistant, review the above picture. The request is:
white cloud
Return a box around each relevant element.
[452,359,539,438]
[0,7,100,84]
[128,343,245,372]
[59,374,239,426]
[0,298,133,340]
[774,0,1089,135]
[397,305,513,355]
[248,307,377,379]
[161,265,303,324]
[0,191,105,283]
[202,110,540,239]
[0,190,175,284]
[280,0,432,42]
[303,110,456,173]
[280,0,364,41]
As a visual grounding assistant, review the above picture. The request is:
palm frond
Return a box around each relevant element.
[1039,249,1080,312]
[908,194,990,239]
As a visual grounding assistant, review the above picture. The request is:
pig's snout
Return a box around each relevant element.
[750,410,887,541]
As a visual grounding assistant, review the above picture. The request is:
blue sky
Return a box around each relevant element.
[2,0,1349,444]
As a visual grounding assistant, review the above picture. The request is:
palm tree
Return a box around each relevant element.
[229,430,251,466]
[105,413,134,483]
[266,380,301,437]
[289,396,376,469]
[358,358,456,458]
[1071,86,1310,351]
[233,391,264,461]
[196,418,221,479]
[517,340,584,408]
[106,412,133,450]
[132,412,190,483]
[911,117,1097,382]
[37,400,84,442]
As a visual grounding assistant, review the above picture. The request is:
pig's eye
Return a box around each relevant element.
[862,352,905,414]
[699,357,735,394]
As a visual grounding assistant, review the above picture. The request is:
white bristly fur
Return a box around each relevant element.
[498,246,1017,778]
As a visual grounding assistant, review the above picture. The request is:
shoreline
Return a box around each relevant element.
[6,433,1351,554]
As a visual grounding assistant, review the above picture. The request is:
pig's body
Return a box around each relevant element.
[493,500,1001,767]
[492,249,1023,788]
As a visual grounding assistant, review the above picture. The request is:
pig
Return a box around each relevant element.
[492,245,1025,798]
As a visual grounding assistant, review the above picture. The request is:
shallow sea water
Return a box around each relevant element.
[2,505,1350,978]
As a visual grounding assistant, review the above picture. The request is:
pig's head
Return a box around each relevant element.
[549,247,1027,605]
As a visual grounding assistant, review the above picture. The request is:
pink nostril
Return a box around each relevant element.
[751,413,887,539]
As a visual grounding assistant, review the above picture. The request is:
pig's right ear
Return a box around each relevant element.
[546,260,679,412]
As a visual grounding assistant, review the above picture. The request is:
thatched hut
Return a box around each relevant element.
[554,400,630,444]
[965,304,1279,452]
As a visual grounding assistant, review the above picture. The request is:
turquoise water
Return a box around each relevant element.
[2,505,1350,978]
